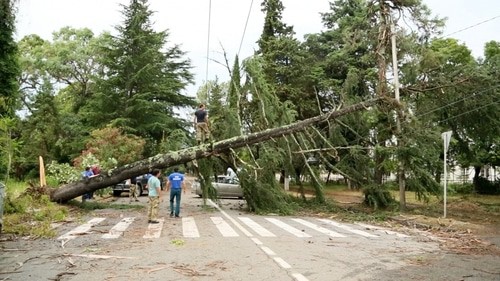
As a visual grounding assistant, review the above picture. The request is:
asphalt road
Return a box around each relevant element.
[0,193,499,281]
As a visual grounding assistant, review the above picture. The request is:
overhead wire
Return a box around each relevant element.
[238,0,254,56]
[442,14,500,38]
[414,84,500,119]
[205,0,212,100]
[436,98,500,124]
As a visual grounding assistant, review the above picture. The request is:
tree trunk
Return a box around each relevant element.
[50,98,383,202]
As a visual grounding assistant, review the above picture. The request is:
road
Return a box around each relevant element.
[1,193,499,281]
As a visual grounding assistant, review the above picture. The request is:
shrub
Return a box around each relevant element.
[363,184,395,209]
[46,161,80,184]
[474,176,499,195]
[447,183,474,195]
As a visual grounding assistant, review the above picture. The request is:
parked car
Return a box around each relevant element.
[192,175,244,198]
[113,174,164,197]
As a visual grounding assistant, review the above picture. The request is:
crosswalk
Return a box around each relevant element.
[56,216,410,242]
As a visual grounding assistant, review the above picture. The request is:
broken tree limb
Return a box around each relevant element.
[50,98,384,203]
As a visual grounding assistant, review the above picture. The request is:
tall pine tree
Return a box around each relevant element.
[87,0,194,153]
[0,0,20,117]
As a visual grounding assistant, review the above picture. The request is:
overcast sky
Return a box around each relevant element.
[15,0,500,95]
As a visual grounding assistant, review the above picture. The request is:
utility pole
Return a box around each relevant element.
[391,22,406,210]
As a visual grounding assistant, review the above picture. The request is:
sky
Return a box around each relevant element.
[15,0,500,96]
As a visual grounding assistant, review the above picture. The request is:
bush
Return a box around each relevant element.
[473,176,499,195]
[46,161,80,184]
[363,184,395,209]
[447,183,474,195]
[3,192,69,237]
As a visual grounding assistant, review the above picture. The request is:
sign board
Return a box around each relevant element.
[441,131,452,218]
[442,131,452,153]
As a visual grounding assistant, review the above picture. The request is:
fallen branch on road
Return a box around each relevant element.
[49,272,76,281]
[63,253,137,260]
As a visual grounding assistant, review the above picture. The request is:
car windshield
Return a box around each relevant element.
[216,176,239,184]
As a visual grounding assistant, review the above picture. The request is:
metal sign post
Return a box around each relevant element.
[442,131,452,218]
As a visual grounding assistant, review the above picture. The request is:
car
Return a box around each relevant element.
[112,174,165,197]
[192,175,244,198]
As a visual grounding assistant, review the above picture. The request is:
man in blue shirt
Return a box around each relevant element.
[167,167,186,218]
[81,167,94,201]
[147,169,162,224]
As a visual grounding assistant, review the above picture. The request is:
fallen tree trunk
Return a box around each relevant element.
[51,98,383,202]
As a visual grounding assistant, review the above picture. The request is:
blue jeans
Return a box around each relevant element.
[169,189,182,216]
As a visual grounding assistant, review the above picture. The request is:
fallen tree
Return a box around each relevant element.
[51,98,384,202]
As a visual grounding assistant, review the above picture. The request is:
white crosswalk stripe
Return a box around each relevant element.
[211,217,239,237]
[239,217,276,237]
[143,218,165,239]
[57,217,106,241]
[265,218,312,237]
[58,216,410,242]
[318,219,378,238]
[292,218,346,238]
[182,217,200,238]
[102,217,135,239]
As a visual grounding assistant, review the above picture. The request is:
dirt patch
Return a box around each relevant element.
[289,186,500,257]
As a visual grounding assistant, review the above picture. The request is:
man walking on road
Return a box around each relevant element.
[147,169,162,224]
[167,167,186,218]
[129,177,140,203]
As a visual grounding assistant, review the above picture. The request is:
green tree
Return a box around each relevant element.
[301,0,446,208]
[45,27,104,112]
[73,127,145,168]
[257,0,311,119]
[16,30,100,170]
[87,0,195,153]
[409,38,499,193]
[0,0,20,117]
[0,0,20,180]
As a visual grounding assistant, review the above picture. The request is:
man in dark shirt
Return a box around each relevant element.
[194,103,210,144]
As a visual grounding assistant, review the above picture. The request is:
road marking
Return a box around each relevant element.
[273,257,291,269]
[318,219,378,238]
[292,218,346,238]
[265,218,312,237]
[57,217,106,241]
[211,217,239,237]
[102,217,135,239]
[143,218,165,239]
[251,238,263,245]
[182,217,200,238]
[207,199,253,237]
[238,217,276,237]
[292,273,309,281]
[260,246,276,256]
[207,200,305,280]
[356,223,410,238]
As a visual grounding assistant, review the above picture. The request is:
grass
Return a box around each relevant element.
[66,199,144,211]
[287,182,500,226]
[3,179,27,197]
[1,179,144,237]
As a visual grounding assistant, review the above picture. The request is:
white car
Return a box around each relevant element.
[192,175,244,198]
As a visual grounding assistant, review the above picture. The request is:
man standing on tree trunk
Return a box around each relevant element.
[194,103,210,144]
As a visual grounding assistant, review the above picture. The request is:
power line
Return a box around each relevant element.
[205,0,212,99]
[238,0,254,56]
[437,98,500,124]
[415,84,500,118]
[442,14,500,38]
